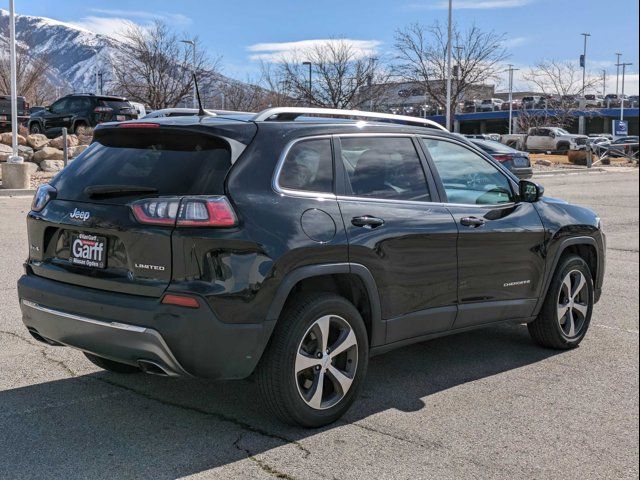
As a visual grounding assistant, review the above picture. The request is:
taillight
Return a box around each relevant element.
[492,154,513,163]
[94,106,113,113]
[161,294,200,308]
[130,196,237,227]
[31,184,56,212]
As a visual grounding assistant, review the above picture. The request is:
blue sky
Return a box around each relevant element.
[10,0,640,93]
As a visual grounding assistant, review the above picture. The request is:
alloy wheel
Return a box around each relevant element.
[557,269,589,338]
[295,314,358,410]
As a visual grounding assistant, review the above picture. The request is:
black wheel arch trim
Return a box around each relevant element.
[533,235,600,316]
[265,262,384,347]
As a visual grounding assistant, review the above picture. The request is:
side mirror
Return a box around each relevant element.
[519,180,544,203]
[549,132,556,138]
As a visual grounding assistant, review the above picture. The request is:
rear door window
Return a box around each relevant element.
[52,129,232,204]
[340,136,431,202]
[277,138,334,193]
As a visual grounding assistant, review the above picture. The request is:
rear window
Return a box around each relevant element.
[101,99,132,109]
[52,129,232,203]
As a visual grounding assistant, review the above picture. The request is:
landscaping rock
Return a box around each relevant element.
[0,143,14,162]
[33,146,64,163]
[49,134,78,150]
[77,133,93,146]
[535,159,553,166]
[0,132,26,146]
[39,159,65,172]
[26,134,50,150]
[18,145,34,161]
[567,150,588,166]
[68,145,88,158]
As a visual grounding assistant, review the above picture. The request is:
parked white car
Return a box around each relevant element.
[501,127,589,153]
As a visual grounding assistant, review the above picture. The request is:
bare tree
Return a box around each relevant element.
[110,21,220,109]
[394,22,508,111]
[518,59,602,130]
[272,39,390,109]
[0,42,57,104]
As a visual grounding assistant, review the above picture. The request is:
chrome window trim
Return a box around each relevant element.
[272,135,337,199]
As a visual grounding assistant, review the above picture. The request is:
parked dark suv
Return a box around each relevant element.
[28,93,136,137]
[18,108,606,427]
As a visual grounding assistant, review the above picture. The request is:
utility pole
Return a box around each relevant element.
[615,52,622,95]
[181,39,197,109]
[445,0,453,131]
[580,33,591,97]
[617,62,632,121]
[302,61,312,106]
[7,0,22,163]
[506,64,519,135]
[601,69,606,97]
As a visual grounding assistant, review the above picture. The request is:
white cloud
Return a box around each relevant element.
[89,8,191,26]
[409,0,533,10]
[69,16,138,38]
[504,36,530,48]
[247,39,382,63]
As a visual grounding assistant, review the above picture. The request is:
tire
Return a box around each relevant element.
[84,352,140,374]
[73,121,87,135]
[29,122,42,134]
[256,293,369,427]
[556,142,570,155]
[528,254,594,349]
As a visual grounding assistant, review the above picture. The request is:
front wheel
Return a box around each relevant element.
[528,255,594,349]
[256,293,369,427]
[29,122,42,135]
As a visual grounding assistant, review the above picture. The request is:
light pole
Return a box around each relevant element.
[302,61,312,106]
[181,39,197,109]
[601,69,606,97]
[7,0,22,163]
[580,33,590,97]
[617,62,632,121]
[505,64,519,134]
[445,0,453,131]
[615,52,622,96]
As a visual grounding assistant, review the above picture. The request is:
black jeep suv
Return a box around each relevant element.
[28,93,137,137]
[18,108,605,427]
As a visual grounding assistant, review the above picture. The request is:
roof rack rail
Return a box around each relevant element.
[251,107,448,131]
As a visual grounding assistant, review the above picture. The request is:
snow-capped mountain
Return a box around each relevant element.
[0,8,118,93]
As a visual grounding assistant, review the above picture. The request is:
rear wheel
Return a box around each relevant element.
[84,352,140,374]
[528,254,593,349]
[257,293,369,427]
[556,142,570,155]
[29,122,42,134]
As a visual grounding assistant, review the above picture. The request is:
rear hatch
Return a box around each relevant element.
[26,125,236,297]
[98,98,138,122]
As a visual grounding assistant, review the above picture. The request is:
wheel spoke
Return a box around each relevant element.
[329,328,357,358]
[572,273,586,300]
[573,302,588,318]
[327,365,353,396]
[557,303,570,322]
[295,351,320,374]
[566,309,576,337]
[315,315,331,353]
[308,371,325,409]
[562,276,572,299]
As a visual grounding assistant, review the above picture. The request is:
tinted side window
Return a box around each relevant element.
[278,138,333,193]
[341,137,431,202]
[50,99,68,114]
[422,138,514,205]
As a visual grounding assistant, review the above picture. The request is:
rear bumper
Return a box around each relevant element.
[18,273,276,379]
[21,299,190,376]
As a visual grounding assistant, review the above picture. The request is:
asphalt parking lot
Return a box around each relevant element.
[0,170,638,480]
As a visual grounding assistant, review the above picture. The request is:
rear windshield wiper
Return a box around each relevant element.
[84,185,159,198]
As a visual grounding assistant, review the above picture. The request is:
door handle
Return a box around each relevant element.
[352,216,385,229]
[460,216,486,228]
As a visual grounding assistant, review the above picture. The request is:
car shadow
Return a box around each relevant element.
[0,323,561,479]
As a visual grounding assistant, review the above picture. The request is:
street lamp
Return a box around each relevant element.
[445,0,453,131]
[181,39,197,109]
[617,62,633,121]
[580,33,591,97]
[7,0,22,163]
[615,52,622,96]
[302,61,312,106]
[601,69,607,97]
[505,64,519,134]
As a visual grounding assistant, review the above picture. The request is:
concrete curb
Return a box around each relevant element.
[0,188,36,197]
[534,168,606,177]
